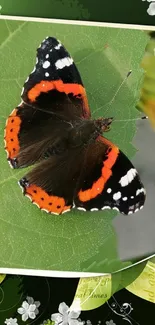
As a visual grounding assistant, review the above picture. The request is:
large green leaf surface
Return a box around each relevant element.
[0,20,148,272]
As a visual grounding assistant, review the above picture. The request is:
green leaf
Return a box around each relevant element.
[70,275,112,311]
[0,20,148,272]
[41,321,54,325]
[70,261,146,311]
[126,258,155,303]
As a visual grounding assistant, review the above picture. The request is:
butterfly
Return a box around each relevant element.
[4,36,146,215]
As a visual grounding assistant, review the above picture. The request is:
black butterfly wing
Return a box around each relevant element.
[4,37,90,168]
[19,146,85,214]
[22,37,90,120]
[74,136,146,215]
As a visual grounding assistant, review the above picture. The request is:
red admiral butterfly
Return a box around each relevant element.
[4,37,146,215]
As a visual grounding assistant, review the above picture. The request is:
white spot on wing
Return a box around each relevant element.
[140,205,144,210]
[46,54,49,59]
[4,148,8,156]
[43,60,50,69]
[41,208,49,213]
[25,194,32,201]
[5,118,8,127]
[128,211,133,215]
[8,159,13,168]
[12,108,17,114]
[134,208,139,213]
[51,211,59,215]
[90,208,98,211]
[77,207,86,211]
[25,76,29,82]
[45,72,49,77]
[18,101,23,106]
[136,188,145,196]
[62,209,71,214]
[21,87,24,96]
[119,168,137,187]
[113,191,121,201]
[30,66,36,74]
[122,197,127,201]
[33,202,40,208]
[101,206,111,210]
[55,57,73,70]
[55,43,62,50]
[18,181,24,192]
[113,207,119,211]
[107,188,112,193]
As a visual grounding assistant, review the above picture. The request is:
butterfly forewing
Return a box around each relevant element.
[4,37,90,168]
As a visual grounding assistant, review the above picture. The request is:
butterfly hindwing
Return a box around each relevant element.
[74,136,146,215]
[19,146,85,215]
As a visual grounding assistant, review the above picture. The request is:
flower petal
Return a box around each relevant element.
[147,2,155,16]
[35,301,41,308]
[27,296,34,304]
[29,304,36,312]
[51,313,63,323]
[17,307,25,314]
[22,301,29,310]
[29,311,36,319]
[35,308,39,315]
[69,310,81,319]
[22,313,28,322]
[62,322,69,325]
[59,302,69,315]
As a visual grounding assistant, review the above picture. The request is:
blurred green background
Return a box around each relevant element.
[0,0,154,25]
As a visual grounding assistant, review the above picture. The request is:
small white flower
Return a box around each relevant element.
[4,318,18,325]
[17,296,40,322]
[147,2,155,15]
[51,302,83,325]
[26,296,40,315]
[106,321,116,325]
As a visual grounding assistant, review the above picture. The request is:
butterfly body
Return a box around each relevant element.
[4,37,146,215]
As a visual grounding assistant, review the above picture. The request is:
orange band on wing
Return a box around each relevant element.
[25,184,71,214]
[27,80,90,118]
[4,108,21,159]
[78,145,119,202]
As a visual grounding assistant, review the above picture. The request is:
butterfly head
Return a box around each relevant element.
[95,117,113,133]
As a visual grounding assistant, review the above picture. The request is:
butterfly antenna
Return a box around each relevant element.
[109,70,132,106]
[114,115,148,122]
[108,70,148,122]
